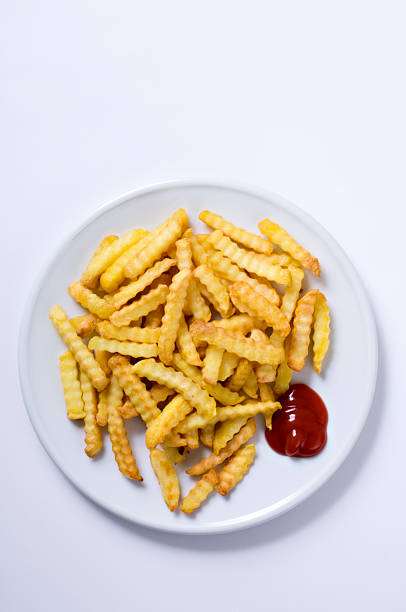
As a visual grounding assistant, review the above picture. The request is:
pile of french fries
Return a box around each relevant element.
[49,209,330,513]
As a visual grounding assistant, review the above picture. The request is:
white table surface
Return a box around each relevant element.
[2,2,405,610]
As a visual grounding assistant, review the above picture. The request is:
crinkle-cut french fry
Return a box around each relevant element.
[144,304,164,328]
[80,234,118,289]
[68,281,115,320]
[250,329,275,383]
[200,423,215,448]
[186,277,211,322]
[149,383,175,404]
[110,284,169,327]
[176,400,281,433]
[182,227,194,238]
[132,358,216,421]
[118,399,139,419]
[163,432,188,447]
[107,376,142,480]
[125,209,188,279]
[70,313,99,338]
[96,320,160,343]
[81,228,147,288]
[88,336,158,359]
[172,354,243,406]
[150,449,180,511]
[202,346,224,386]
[312,292,330,373]
[274,355,292,398]
[213,416,248,455]
[112,258,176,309]
[211,314,264,335]
[194,264,232,318]
[180,469,218,514]
[95,349,112,376]
[187,418,256,475]
[259,382,275,402]
[190,235,209,266]
[199,210,273,254]
[243,369,258,399]
[190,320,283,365]
[258,218,321,276]
[206,230,290,285]
[145,395,192,449]
[185,428,199,450]
[149,272,174,290]
[96,387,109,426]
[268,252,296,266]
[176,314,202,366]
[280,266,304,323]
[158,269,191,364]
[49,305,109,392]
[80,370,103,457]
[230,282,290,337]
[228,358,252,392]
[288,289,319,371]
[59,351,85,419]
[216,444,256,496]
[176,237,193,270]
[218,351,240,381]
[163,445,189,464]
[99,231,150,293]
[208,251,280,306]
[109,355,160,425]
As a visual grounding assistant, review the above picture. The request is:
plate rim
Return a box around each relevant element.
[18,178,378,535]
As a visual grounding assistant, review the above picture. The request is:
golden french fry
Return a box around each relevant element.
[218,351,240,381]
[199,210,273,254]
[230,282,290,337]
[70,313,99,338]
[288,289,319,371]
[200,423,215,448]
[96,387,109,426]
[213,417,248,455]
[187,418,256,475]
[150,448,180,511]
[88,336,158,359]
[145,395,192,449]
[194,264,232,318]
[172,354,243,406]
[185,428,199,450]
[163,445,189,464]
[107,375,142,480]
[176,314,202,366]
[280,266,304,322]
[274,355,292,397]
[211,314,264,334]
[95,349,112,376]
[112,258,176,309]
[59,351,85,419]
[149,384,175,404]
[190,235,210,266]
[81,228,147,288]
[242,369,258,399]
[176,237,193,270]
[258,382,275,402]
[79,234,118,289]
[158,269,191,364]
[259,218,321,276]
[216,444,256,496]
[250,329,276,383]
[209,251,280,306]
[110,284,169,327]
[118,399,139,419]
[99,230,150,292]
[202,345,224,386]
[125,209,188,279]
[190,320,283,365]
[109,355,160,425]
[80,370,103,457]
[313,292,330,373]
[68,281,115,320]
[185,277,212,321]
[228,358,252,392]
[206,230,290,285]
[132,358,216,421]
[144,304,164,328]
[180,469,218,514]
[96,320,160,343]
[49,305,109,391]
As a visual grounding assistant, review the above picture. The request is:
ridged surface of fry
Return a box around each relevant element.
[59,351,85,418]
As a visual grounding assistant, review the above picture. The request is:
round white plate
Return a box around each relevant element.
[19,181,377,534]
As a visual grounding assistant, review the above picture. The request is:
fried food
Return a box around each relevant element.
[158,269,191,364]
[218,351,239,381]
[250,329,276,383]
[112,258,176,309]
[149,384,175,405]
[211,314,263,334]
[194,264,232,318]
[88,336,158,359]
[313,292,330,373]
[99,231,150,292]
[213,416,248,455]
[199,423,215,449]
[118,399,139,419]
[186,277,212,321]
[59,351,85,419]
[96,320,160,343]
[228,358,252,392]
[288,289,319,371]
[70,313,99,338]
[150,449,180,510]
[199,210,273,254]
[80,369,103,457]
[180,469,218,513]
[176,237,193,270]
[176,314,202,366]
[68,281,115,319]
[144,304,164,328]
[145,395,192,449]
[202,345,224,386]
[230,281,290,337]
[242,369,258,399]
[96,387,109,426]
[216,444,256,496]
[110,284,169,327]
[280,266,304,322]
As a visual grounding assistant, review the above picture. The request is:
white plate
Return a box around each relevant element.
[18,180,377,534]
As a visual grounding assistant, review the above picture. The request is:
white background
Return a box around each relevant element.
[2,2,405,611]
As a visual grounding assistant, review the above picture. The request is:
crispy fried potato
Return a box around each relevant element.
[112,258,176,309]
[88,336,158,359]
[110,284,169,327]
[187,418,256,475]
[230,282,290,337]
[185,428,199,450]
[180,469,218,514]
[288,289,319,371]
[150,449,180,511]
[163,445,189,464]
[194,264,232,318]
[96,320,160,343]
[80,370,103,457]
[228,358,252,392]
[274,354,292,398]
[49,305,109,391]
[190,235,210,266]
[94,348,112,376]
[145,395,192,449]
[186,277,211,322]
[59,351,85,419]
[176,237,193,270]
[313,292,330,373]
[199,423,215,449]
[258,382,275,402]
[213,417,248,455]
[70,313,99,338]
[96,387,109,426]
[118,399,139,419]
[68,281,115,319]
[218,351,239,381]
[250,329,276,383]
[79,235,118,289]
[243,369,258,399]
[280,266,304,322]
[199,210,273,254]
[211,314,264,334]
[158,269,191,364]
[176,314,202,366]
[202,346,224,386]
[132,358,216,421]
[99,231,150,292]
[149,384,175,404]
[259,218,320,276]
[207,230,290,285]
[216,444,256,496]
[144,304,164,328]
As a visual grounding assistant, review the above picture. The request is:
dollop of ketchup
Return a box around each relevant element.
[265,383,328,457]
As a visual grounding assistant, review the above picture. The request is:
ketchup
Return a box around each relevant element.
[265,383,328,458]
